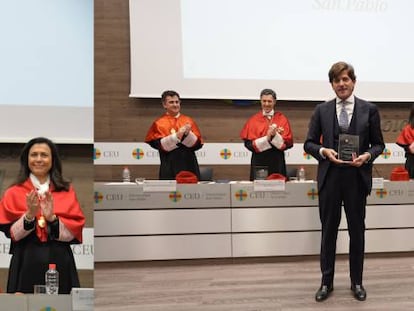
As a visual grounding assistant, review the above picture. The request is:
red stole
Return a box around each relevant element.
[240,111,293,146]
[0,179,85,242]
[145,114,203,142]
[397,124,414,145]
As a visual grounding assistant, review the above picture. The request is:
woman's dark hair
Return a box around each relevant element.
[408,104,414,128]
[15,137,70,191]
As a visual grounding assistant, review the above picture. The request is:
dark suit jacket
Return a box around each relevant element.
[304,97,385,194]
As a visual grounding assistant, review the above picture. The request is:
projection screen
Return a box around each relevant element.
[130,0,414,102]
[0,0,93,143]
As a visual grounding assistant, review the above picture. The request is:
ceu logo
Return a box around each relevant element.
[375,188,387,198]
[381,148,391,159]
[234,189,248,201]
[94,191,103,204]
[169,191,182,202]
[195,150,206,158]
[94,148,101,160]
[132,148,144,160]
[40,307,57,311]
[307,188,318,200]
[220,148,232,160]
[303,152,313,160]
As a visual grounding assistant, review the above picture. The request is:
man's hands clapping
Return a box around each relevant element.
[267,124,277,141]
[177,123,191,140]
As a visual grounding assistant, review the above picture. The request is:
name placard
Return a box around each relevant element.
[253,180,286,192]
[72,288,94,311]
[143,180,177,192]
[372,177,385,189]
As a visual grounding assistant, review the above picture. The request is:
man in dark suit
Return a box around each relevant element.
[304,62,385,302]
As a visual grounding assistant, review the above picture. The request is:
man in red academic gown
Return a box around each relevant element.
[396,104,414,178]
[240,88,293,180]
[145,90,203,179]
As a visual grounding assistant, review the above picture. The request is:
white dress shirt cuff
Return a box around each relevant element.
[363,152,371,163]
[160,133,180,152]
[181,131,198,148]
[11,215,34,242]
[253,136,272,152]
[58,220,75,242]
[270,133,284,150]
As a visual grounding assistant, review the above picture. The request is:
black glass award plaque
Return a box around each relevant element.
[338,134,359,161]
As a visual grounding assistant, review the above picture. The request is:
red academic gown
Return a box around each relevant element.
[0,179,85,294]
[240,111,293,180]
[145,114,203,179]
[396,124,414,178]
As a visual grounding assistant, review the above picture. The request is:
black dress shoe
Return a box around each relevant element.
[351,284,367,301]
[315,285,333,302]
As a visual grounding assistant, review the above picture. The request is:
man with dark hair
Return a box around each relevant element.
[304,62,385,302]
[145,90,203,179]
[240,88,293,180]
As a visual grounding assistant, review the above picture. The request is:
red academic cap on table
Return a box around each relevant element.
[266,173,287,181]
[176,171,198,184]
[390,166,409,181]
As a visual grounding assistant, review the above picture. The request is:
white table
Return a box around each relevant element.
[94,181,414,261]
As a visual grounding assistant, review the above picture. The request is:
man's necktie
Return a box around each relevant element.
[338,102,349,131]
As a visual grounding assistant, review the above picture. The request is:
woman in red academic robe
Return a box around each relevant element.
[396,104,414,178]
[240,89,294,180]
[0,137,85,294]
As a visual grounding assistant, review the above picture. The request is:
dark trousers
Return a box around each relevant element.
[318,166,366,286]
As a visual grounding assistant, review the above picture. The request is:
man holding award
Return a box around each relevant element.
[304,62,385,302]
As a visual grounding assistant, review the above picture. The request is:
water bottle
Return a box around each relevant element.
[298,166,306,182]
[122,166,131,182]
[45,263,59,295]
